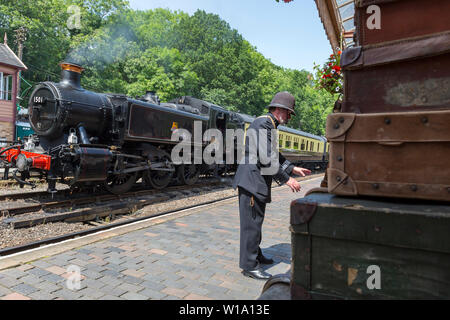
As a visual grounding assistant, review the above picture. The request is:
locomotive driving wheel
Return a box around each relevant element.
[177,163,201,185]
[142,151,174,189]
[105,171,137,195]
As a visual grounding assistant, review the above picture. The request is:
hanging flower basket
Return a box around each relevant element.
[313,50,343,95]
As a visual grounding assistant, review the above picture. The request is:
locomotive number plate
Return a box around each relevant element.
[33,96,45,104]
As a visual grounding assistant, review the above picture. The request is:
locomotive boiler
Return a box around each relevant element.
[2,62,240,194]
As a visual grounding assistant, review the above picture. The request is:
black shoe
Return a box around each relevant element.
[257,254,274,265]
[242,268,271,280]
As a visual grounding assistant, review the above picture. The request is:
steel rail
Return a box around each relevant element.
[0,175,226,202]
[0,181,224,220]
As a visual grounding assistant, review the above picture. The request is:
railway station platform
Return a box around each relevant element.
[0,176,322,300]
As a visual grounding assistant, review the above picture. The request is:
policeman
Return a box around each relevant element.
[232,91,311,280]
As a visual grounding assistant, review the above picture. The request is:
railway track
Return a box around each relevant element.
[0,173,324,257]
[0,175,226,202]
[0,178,229,227]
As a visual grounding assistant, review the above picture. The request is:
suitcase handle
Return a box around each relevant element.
[377,141,404,146]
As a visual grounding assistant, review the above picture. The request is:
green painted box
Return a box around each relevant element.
[290,192,450,299]
[15,121,34,140]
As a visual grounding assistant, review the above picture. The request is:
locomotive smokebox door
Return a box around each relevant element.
[29,85,59,137]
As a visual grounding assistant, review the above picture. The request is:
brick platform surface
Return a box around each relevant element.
[0,177,322,300]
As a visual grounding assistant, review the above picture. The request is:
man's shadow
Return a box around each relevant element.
[260,243,291,271]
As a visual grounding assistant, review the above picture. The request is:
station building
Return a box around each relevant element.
[0,34,27,142]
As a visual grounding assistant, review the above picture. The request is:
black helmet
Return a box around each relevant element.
[267,91,296,115]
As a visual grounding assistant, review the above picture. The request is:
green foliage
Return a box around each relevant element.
[0,0,128,84]
[295,86,335,136]
[1,0,333,135]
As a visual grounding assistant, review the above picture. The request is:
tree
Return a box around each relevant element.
[1,2,334,134]
[0,0,128,86]
[295,85,334,136]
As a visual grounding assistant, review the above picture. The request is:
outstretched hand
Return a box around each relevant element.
[293,167,312,177]
[286,177,301,192]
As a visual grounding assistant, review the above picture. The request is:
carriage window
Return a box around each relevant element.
[306,141,309,150]
[294,142,299,149]
[279,140,283,148]
[285,141,291,148]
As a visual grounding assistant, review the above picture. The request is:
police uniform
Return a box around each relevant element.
[232,112,294,271]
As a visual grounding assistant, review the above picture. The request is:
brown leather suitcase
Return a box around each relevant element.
[341,31,450,113]
[355,0,450,46]
[326,110,450,202]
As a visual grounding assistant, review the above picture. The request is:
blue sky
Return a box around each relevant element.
[128,0,332,73]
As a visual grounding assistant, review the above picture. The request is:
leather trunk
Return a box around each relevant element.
[290,192,450,299]
[355,0,450,46]
[341,31,450,113]
[325,110,450,202]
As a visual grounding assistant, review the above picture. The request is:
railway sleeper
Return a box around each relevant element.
[5,195,170,228]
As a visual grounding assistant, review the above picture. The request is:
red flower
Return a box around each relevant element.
[314,49,343,95]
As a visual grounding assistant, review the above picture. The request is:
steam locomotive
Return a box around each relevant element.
[0,62,328,194]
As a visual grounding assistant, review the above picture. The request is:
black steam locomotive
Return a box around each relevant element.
[1,62,244,194]
[0,62,328,194]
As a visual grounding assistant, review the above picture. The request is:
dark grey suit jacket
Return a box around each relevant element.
[232,113,294,203]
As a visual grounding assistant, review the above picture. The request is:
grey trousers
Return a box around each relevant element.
[238,187,267,270]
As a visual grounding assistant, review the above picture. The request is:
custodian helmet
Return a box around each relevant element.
[267,91,296,115]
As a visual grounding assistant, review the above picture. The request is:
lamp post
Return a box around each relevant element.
[14,26,28,99]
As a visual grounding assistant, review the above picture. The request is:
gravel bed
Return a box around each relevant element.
[0,221,91,249]
[0,182,68,196]
[131,187,238,219]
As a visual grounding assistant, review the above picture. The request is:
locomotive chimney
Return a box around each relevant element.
[59,62,84,89]
[141,91,160,104]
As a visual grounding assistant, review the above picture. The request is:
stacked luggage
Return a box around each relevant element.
[329,0,450,200]
[288,0,450,299]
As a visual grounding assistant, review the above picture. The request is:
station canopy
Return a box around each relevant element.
[315,0,355,52]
